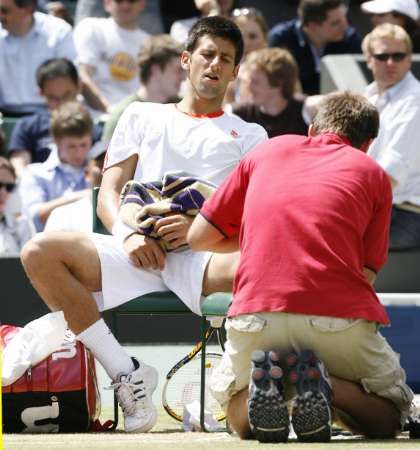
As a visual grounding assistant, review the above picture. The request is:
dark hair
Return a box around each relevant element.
[50,102,93,139]
[311,91,379,148]
[298,0,344,25]
[14,0,37,9]
[185,16,244,65]
[36,58,79,90]
[138,34,182,84]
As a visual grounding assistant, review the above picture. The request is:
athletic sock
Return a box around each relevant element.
[77,318,135,381]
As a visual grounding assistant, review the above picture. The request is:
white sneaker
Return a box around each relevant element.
[111,358,158,433]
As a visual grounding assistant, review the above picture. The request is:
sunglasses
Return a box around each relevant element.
[0,181,16,193]
[372,52,408,62]
[232,7,264,19]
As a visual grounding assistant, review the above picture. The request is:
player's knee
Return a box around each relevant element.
[21,234,56,275]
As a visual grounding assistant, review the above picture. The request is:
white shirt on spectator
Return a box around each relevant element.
[0,12,75,112]
[0,213,35,255]
[366,71,420,205]
[74,17,149,107]
[170,17,198,44]
[44,196,93,233]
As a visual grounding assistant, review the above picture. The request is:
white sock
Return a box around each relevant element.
[77,318,134,381]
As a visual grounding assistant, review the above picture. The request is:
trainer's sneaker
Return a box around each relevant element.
[111,358,158,433]
[248,349,290,443]
[286,349,332,442]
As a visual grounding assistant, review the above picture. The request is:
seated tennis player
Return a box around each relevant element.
[21,16,267,433]
[188,91,414,442]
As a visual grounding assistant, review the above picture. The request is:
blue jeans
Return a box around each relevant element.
[390,206,420,250]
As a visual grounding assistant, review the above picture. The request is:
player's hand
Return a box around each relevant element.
[123,233,166,270]
[154,214,194,250]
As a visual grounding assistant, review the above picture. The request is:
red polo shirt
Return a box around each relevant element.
[201,133,392,325]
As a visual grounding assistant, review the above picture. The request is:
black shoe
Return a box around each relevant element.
[286,349,332,442]
[248,349,290,443]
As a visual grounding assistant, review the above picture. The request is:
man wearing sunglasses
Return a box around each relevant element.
[363,23,420,250]
[0,157,34,255]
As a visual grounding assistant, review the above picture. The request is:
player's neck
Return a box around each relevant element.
[177,94,224,116]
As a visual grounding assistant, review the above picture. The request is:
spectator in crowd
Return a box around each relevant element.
[0,0,75,115]
[231,7,268,58]
[45,1,74,26]
[44,141,107,232]
[268,0,362,95]
[19,102,93,232]
[363,23,420,250]
[0,157,34,254]
[21,16,267,435]
[74,0,164,34]
[187,91,413,442]
[7,58,102,178]
[224,6,268,103]
[232,48,308,137]
[170,0,235,43]
[73,0,150,114]
[361,0,420,52]
[101,34,185,143]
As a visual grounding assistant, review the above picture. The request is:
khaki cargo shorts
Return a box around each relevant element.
[210,312,414,426]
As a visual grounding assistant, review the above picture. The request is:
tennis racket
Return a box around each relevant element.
[162,327,225,422]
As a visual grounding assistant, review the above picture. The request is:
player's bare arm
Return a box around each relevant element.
[363,267,376,285]
[98,153,166,270]
[187,213,239,253]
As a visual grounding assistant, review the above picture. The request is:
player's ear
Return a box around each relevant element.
[180,51,191,70]
[232,64,240,81]
[308,124,317,137]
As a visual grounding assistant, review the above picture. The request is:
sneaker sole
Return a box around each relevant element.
[287,350,331,442]
[248,350,289,443]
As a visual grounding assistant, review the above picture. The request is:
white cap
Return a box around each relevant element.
[361,0,419,21]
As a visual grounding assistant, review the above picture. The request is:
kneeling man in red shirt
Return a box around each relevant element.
[188,91,414,443]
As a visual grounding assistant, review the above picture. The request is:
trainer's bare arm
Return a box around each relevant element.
[154,214,194,250]
[363,267,376,285]
[187,214,239,253]
[98,154,166,270]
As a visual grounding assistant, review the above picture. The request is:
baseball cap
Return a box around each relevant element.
[361,0,420,21]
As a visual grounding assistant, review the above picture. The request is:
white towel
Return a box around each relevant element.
[2,311,68,386]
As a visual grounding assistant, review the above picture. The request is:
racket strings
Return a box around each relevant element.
[163,353,224,421]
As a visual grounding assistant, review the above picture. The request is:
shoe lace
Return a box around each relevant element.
[107,374,149,417]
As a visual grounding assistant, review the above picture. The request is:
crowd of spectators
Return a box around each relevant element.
[1,0,420,254]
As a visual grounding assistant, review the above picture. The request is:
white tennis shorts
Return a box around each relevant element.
[88,233,212,315]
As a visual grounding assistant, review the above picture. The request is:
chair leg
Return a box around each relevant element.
[111,393,119,430]
[109,311,119,430]
[200,315,210,432]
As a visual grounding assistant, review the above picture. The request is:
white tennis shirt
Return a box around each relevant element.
[105,102,268,186]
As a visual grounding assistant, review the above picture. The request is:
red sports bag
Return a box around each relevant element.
[1,325,100,432]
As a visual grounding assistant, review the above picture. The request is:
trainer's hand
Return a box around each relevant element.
[123,233,166,270]
[154,214,194,250]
